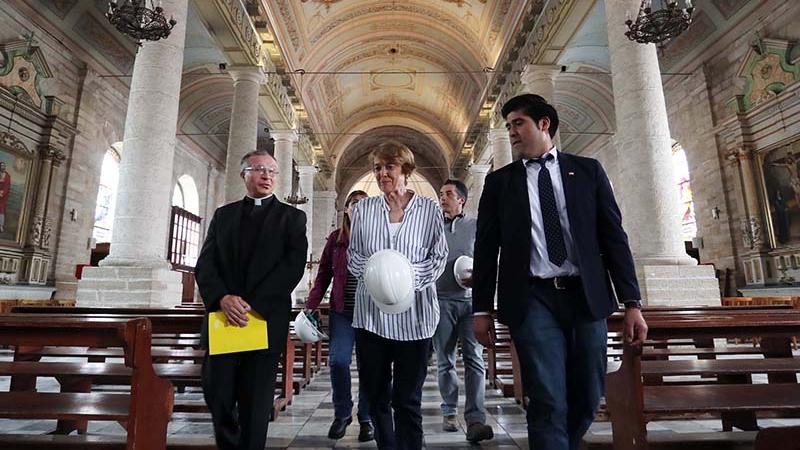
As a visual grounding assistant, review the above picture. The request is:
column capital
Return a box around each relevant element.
[520,64,561,86]
[296,165,318,176]
[725,145,755,163]
[488,127,509,143]
[38,144,66,166]
[228,65,266,84]
[469,164,491,176]
[271,129,299,143]
[314,190,337,200]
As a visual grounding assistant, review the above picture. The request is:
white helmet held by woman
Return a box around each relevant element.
[294,311,327,343]
[364,249,415,314]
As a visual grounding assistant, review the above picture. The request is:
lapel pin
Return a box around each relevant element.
[568,172,575,176]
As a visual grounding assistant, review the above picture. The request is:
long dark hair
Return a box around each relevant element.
[338,190,368,244]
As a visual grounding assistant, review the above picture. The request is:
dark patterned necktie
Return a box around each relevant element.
[528,155,567,266]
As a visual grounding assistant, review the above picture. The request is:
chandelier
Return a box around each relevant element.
[285,180,308,205]
[625,0,694,49]
[106,0,177,43]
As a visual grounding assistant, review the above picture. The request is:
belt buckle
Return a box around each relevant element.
[553,277,566,290]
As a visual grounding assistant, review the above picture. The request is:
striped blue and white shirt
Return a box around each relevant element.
[348,193,448,341]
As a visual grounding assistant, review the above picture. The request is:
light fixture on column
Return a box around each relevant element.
[625,0,694,49]
[106,0,177,44]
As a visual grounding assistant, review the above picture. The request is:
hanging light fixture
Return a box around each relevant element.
[106,0,177,44]
[625,0,694,49]
[285,174,309,205]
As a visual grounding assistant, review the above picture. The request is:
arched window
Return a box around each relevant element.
[672,142,696,240]
[92,145,121,242]
[169,175,201,269]
[172,174,200,215]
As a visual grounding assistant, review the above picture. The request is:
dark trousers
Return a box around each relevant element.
[355,329,430,450]
[202,350,279,450]
[510,284,607,450]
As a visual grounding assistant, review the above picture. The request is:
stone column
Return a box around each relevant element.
[465,164,490,217]
[605,0,718,306]
[224,66,265,202]
[77,0,188,307]
[313,190,337,256]
[488,128,512,169]
[297,165,316,241]
[293,165,316,302]
[271,130,297,202]
[520,64,562,148]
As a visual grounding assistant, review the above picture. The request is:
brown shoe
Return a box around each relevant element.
[442,415,459,432]
[466,422,494,443]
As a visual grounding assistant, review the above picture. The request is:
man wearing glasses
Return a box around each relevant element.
[196,149,308,450]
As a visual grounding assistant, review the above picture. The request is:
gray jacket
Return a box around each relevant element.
[435,214,476,301]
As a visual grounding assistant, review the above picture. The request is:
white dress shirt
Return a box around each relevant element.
[523,147,580,278]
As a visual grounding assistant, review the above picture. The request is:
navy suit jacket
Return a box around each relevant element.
[473,152,640,328]
[195,198,308,354]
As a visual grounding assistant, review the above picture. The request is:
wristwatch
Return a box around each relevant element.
[623,300,642,309]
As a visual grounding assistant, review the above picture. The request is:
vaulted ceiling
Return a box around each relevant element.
[262,0,531,187]
[18,0,764,192]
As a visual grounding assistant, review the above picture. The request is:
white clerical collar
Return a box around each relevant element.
[246,194,273,206]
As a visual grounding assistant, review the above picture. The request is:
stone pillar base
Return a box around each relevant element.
[638,264,720,307]
[76,266,183,307]
[20,249,50,285]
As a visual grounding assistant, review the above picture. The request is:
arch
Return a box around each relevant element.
[348,171,438,201]
[92,144,122,243]
[334,125,449,196]
[173,174,200,216]
[330,115,454,164]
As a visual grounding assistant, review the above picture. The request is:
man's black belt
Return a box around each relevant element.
[529,275,581,290]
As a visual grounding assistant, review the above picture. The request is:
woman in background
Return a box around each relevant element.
[305,190,373,442]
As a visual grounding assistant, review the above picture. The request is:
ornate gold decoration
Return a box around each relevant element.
[442,0,487,6]
[300,0,343,11]
[733,37,799,112]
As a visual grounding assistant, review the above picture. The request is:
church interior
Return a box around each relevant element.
[0,0,800,448]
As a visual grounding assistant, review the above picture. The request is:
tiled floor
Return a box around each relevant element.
[1,350,799,449]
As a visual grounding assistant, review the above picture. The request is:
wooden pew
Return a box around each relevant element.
[0,316,173,449]
[6,307,295,421]
[605,308,800,450]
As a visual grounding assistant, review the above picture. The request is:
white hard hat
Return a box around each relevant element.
[294,311,327,343]
[364,249,415,314]
[453,255,473,289]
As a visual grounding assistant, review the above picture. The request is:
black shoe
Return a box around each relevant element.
[358,421,374,442]
[327,416,352,440]
[466,422,494,443]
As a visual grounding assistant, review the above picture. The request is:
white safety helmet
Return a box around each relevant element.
[294,311,327,343]
[453,255,474,289]
[364,249,415,314]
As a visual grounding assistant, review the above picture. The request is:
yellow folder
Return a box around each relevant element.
[208,311,269,355]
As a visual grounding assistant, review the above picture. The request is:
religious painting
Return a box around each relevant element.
[761,139,800,246]
[0,144,33,244]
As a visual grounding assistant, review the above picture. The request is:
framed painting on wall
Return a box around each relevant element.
[761,139,800,246]
[0,144,33,244]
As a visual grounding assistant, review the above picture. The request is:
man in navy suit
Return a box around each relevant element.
[472,94,648,450]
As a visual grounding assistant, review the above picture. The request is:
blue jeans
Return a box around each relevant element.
[432,299,486,424]
[510,284,607,450]
[329,310,370,422]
